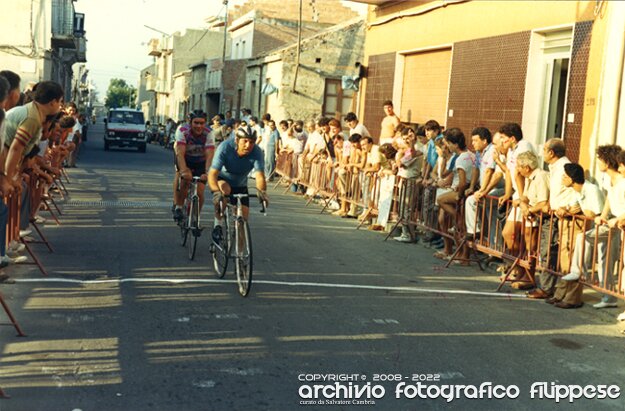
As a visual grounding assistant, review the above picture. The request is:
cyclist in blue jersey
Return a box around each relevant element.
[208,125,268,241]
[172,110,215,221]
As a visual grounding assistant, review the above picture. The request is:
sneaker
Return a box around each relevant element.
[19,229,32,238]
[173,208,183,222]
[33,215,46,224]
[8,241,25,253]
[617,311,625,322]
[593,301,618,309]
[9,255,27,264]
[0,255,9,268]
[22,235,35,242]
[561,273,580,281]
[431,239,445,249]
[393,234,415,243]
[212,225,223,243]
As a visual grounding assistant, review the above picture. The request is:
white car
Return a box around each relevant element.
[104,108,147,152]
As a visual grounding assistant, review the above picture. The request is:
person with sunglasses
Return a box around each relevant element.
[172,109,214,221]
[208,125,268,242]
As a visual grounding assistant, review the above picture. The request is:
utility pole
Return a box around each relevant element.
[291,0,303,92]
[220,0,229,113]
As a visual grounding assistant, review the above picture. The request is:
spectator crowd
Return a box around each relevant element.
[0,70,86,282]
[2,68,625,323]
[215,99,625,322]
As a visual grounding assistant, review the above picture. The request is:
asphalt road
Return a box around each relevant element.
[0,123,624,411]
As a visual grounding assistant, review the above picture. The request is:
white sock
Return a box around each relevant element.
[175,205,182,210]
[214,218,223,227]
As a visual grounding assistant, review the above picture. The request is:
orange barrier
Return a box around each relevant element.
[274,150,625,301]
[1,192,27,342]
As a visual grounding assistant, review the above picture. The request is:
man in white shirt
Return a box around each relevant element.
[551,163,604,308]
[497,123,536,265]
[345,112,371,139]
[528,138,577,299]
[464,127,497,237]
[298,117,329,191]
[65,102,82,167]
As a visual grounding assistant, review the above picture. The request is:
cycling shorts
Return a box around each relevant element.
[217,178,250,207]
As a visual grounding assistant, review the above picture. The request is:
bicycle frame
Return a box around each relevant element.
[211,192,266,296]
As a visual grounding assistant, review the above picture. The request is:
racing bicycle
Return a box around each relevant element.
[210,193,266,297]
[178,176,204,260]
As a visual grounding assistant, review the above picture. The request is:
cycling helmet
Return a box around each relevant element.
[235,125,257,141]
[188,109,207,121]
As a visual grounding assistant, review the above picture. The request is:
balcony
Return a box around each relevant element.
[76,37,87,62]
[51,0,77,48]
[145,77,156,92]
[148,38,161,57]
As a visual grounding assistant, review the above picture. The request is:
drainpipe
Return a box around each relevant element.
[291,0,303,92]
[588,1,625,175]
[220,0,229,114]
[258,62,263,115]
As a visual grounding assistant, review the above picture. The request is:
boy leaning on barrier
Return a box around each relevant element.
[357,136,381,224]
[579,145,624,309]
[549,163,604,308]
[435,128,475,257]
[393,127,423,243]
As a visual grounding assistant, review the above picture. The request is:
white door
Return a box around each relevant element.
[536,29,572,147]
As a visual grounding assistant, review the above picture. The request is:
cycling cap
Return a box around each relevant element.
[188,109,207,120]
[235,125,257,141]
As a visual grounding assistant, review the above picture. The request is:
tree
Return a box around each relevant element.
[105,78,137,109]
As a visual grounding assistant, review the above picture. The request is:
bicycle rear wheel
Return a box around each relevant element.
[235,218,253,297]
[188,197,200,260]
[180,201,189,246]
[212,212,228,278]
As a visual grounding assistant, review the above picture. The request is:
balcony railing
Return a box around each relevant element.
[148,38,161,57]
[52,0,76,48]
[76,37,87,62]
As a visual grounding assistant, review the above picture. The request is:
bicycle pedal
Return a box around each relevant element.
[192,228,203,237]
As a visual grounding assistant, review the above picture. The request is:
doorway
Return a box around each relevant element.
[537,29,572,146]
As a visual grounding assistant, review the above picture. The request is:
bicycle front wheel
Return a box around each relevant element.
[188,197,200,260]
[179,202,189,246]
[235,218,253,297]
[212,213,228,278]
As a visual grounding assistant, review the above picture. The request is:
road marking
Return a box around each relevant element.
[373,319,400,324]
[192,380,216,388]
[220,367,263,376]
[14,277,526,299]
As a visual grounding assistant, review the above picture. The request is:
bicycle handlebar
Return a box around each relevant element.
[225,193,267,214]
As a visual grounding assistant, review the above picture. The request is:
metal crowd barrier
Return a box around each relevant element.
[274,151,625,301]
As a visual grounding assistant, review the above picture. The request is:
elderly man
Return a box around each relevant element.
[512,151,550,289]
[527,138,576,299]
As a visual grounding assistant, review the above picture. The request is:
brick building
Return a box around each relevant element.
[351,0,625,173]
[245,18,365,122]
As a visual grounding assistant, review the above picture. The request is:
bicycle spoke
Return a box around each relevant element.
[211,206,229,278]
[235,219,253,297]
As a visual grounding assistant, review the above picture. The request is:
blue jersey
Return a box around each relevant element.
[211,138,264,187]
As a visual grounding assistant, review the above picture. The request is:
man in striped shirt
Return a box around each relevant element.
[3,81,64,185]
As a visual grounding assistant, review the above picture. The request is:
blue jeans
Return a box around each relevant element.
[265,147,276,178]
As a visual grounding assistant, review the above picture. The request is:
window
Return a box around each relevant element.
[322,79,355,120]
[250,80,257,111]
